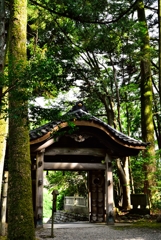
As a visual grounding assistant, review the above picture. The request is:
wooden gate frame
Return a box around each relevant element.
[30,110,148,227]
[32,150,114,227]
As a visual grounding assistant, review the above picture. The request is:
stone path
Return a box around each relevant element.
[36,222,161,240]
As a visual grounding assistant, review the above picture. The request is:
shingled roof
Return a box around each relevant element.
[30,108,148,149]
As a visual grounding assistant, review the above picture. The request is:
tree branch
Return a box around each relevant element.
[145,5,158,12]
[29,0,138,25]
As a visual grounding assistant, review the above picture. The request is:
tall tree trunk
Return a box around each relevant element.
[159,0,161,107]
[137,0,156,203]
[116,158,131,210]
[125,93,135,194]
[1,171,8,236]
[0,114,8,202]
[99,93,116,127]
[113,74,131,210]
[0,0,5,73]
[100,92,131,210]
[153,99,161,150]
[0,0,8,207]
[123,157,131,209]
[83,51,131,211]
[108,59,131,210]
[8,0,35,239]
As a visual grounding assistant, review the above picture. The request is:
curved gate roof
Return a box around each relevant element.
[30,107,148,158]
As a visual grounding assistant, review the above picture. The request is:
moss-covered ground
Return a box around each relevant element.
[114,214,161,230]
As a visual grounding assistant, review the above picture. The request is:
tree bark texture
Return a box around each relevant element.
[8,0,35,239]
[137,0,156,200]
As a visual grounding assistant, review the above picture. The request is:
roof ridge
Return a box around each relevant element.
[30,108,148,147]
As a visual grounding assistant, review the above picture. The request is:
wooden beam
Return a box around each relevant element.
[31,137,61,152]
[36,151,44,228]
[44,162,106,170]
[44,155,103,163]
[44,148,106,157]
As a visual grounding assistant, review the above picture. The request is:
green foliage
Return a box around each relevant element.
[29,105,63,129]
[56,191,65,210]
[26,0,160,210]
[3,0,160,219]
[43,189,52,219]
[130,152,157,194]
[131,155,146,193]
[46,171,88,210]
[25,0,156,141]
[151,192,161,213]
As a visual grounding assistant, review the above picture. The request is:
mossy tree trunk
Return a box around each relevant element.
[137,0,156,202]
[8,0,35,239]
[116,158,131,210]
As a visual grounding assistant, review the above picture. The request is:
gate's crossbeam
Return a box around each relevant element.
[44,162,106,170]
[44,148,106,157]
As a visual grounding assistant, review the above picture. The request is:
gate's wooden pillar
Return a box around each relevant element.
[105,154,114,224]
[36,150,44,227]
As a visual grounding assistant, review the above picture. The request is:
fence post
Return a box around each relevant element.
[51,190,59,238]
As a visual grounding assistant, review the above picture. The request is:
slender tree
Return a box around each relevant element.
[159,0,161,107]
[0,0,5,73]
[0,0,8,208]
[7,0,35,239]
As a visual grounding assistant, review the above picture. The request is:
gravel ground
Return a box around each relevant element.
[36,223,161,240]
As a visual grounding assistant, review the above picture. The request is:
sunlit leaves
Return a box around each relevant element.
[46,170,88,209]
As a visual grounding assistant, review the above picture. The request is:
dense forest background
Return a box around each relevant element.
[0,0,161,238]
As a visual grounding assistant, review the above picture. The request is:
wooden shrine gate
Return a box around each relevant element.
[30,103,148,228]
[31,150,114,227]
